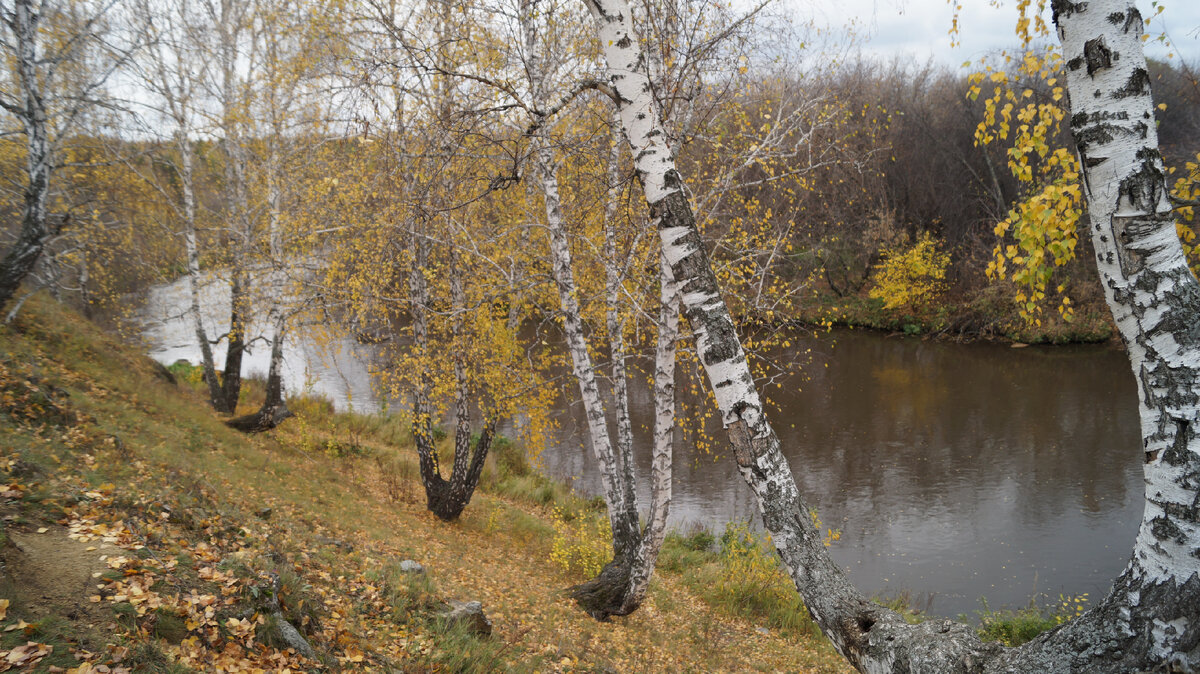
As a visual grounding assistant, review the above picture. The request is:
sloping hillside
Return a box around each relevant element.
[0,298,849,673]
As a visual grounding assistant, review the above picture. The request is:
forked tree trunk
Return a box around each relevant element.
[583,0,1198,670]
[525,2,681,617]
[406,228,494,521]
[232,137,291,433]
[0,0,50,313]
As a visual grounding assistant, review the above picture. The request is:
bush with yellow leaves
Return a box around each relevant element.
[869,232,951,313]
[549,507,611,579]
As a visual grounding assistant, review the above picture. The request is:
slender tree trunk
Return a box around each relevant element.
[407,223,447,512]
[434,250,496,520]
[179,132,225,409]
[584,0,1200,670]
[622,253,679,613]
[521,0,636,565]
[602,115,639,556]
[0,0,50,312]
[215,0,249,415]
[523,1,675,618]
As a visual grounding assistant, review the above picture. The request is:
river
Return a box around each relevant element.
[140,275,1142,618]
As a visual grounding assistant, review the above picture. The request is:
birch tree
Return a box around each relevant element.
[0,0,131,313]
[582,0,1199,670]
[518,0,684,618]
[201,0,255,414]
[130,0,226,408]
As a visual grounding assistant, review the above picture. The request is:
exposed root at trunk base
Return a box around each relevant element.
[225,403,292,433]
[426,487,468,522]
[568,558,637,621]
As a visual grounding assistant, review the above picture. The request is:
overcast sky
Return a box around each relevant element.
[799,0,1200,68]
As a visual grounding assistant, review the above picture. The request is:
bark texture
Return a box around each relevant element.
[584,0,1199,670]
[0,0,51,312]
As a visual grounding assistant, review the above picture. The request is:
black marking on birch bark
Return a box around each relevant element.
[1117,152,1166,213]
[1164,420,1192,467]
[1051,0,1087,22]
[1121,7,1142,35]
[1076,123,1118,146]
[1068,56,1085,71]
[616,35,631,48]
[1106,11,1124,24]
[1151,515,1186,544]
[1114,68,1150,99]
[1112,217,1148,276]
[1085,37,1113,76]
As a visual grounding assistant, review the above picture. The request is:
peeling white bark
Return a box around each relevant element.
[522,0,629,544]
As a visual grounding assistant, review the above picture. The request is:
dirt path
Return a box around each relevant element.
[4,527,121,628]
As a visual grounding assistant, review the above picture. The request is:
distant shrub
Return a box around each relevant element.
[869,232,951,312]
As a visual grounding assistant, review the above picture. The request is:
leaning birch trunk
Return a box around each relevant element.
[584,0,1003,670]
[0,0,50,312]
[584,0,1200,670]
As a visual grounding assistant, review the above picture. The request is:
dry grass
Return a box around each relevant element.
[0,297,851,672]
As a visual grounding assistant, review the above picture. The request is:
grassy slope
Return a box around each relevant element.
[0,298,850,673]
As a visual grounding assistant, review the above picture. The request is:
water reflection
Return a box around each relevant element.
[532,331,1142,617]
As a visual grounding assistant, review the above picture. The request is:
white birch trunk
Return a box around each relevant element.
[623,253,679,611]
[179,131,224,408]
[214,0,251,413]
[583,0,1005,669]
[521,0,632,546]
[987,3,1200,669]
[0,0,51,311]
[602,116,639,539]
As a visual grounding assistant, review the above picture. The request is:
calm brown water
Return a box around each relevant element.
[141,279,1142,619]
[527,329,1143,618]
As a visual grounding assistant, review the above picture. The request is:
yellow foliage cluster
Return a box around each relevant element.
[868,232,951,312]
[1171,153,1200,276]
[548,507,611,579]
[970,47,1081,326]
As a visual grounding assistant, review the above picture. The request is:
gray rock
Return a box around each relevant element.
[398,559,424,574]
[437,599,492,637]
[273,612,317,659]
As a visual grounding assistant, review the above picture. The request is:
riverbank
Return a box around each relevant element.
[787,287,1116,345]
[0,297,852,672]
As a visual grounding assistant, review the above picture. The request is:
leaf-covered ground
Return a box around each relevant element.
[0,298,851,672]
